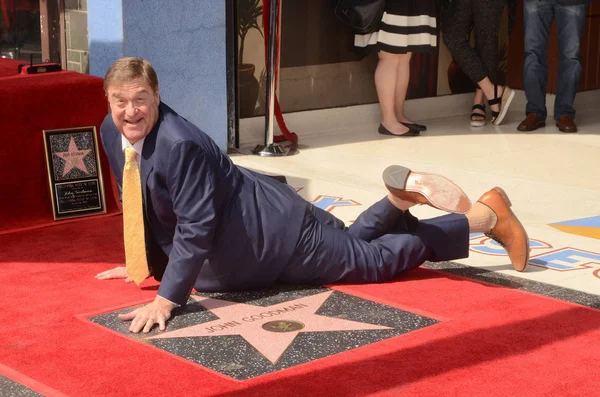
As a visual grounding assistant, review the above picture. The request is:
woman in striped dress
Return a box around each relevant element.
[355,0,438,136]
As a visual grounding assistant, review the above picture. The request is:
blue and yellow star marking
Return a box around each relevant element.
[549,216,600,240]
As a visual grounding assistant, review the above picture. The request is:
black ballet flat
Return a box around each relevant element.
[401,122,427,131]
[378,124,420,137]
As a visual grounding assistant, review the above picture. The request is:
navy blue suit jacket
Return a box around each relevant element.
[100,103,308,305]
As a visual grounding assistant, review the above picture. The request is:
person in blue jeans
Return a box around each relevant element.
[517,0,593,133]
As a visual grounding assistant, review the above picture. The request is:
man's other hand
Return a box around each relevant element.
[94,266,133,283]
[118,296,175,333]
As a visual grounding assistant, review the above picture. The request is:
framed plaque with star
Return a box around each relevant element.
[43,126,107,220]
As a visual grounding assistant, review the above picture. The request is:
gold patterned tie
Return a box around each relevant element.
[122,146,150,285]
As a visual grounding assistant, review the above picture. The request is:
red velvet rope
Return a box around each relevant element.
[261,0,298,143]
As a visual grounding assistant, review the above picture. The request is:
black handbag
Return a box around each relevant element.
[334,0,386,34]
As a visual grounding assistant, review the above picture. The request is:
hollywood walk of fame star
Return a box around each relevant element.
[54,136,92,177]
[147,291,393,364]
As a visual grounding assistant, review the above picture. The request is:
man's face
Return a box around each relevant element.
[107,78,160,144]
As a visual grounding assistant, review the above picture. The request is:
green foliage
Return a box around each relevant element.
[238,0,264,65]
[238,0,263,40]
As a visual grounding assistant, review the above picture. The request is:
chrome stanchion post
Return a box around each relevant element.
[253,0,290,157]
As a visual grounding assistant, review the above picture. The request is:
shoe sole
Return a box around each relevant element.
[379,124,420,137]
[517,122,545,132]
[555,123,578,133]
[492,88,515,126]
[383,165,472,214]
[492,187,530,272]
[470,120,486,127]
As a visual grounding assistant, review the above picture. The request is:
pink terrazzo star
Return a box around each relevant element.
[55,136,91,176]
[147,291,392,364]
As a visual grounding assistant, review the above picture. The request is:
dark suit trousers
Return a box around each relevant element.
[281,197,469,284]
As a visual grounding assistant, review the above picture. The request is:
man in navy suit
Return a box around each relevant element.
[96,58,529,334]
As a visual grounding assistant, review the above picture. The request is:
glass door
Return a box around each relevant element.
[235,0,441,117]
[0,0,41,61]
[0,0,64,64]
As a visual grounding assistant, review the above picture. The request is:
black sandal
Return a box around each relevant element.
[470,104,486,127]
[488,85,515,126]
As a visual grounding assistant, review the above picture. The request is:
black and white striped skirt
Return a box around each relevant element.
[354,0,438,54]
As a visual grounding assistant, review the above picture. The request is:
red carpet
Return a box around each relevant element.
[1,216,599,397]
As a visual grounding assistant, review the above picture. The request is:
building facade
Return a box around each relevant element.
[1,0,599,150]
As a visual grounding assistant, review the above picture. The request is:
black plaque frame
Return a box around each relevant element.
[42,126,107,220]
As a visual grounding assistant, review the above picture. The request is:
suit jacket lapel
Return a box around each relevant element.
[140,111,162,208]
[104,118,125,180]
[114,136,125,182]
[140,134,156,209]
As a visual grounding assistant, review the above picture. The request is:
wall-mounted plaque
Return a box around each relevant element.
[43,126,107,220]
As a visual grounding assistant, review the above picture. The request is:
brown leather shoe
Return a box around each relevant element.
[517,113,545,131]
[477,187,529,272]
[556,116,578,133]
[383,165,472,214]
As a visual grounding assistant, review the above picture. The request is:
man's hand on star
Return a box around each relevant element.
[118,296,175,333]
[94,266,133,283]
